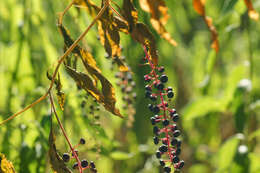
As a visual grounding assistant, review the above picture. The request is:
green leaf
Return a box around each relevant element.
[182,97,225,121]
[249,129,260,141]
[249,153,260,173]
[221,0,238,15]
[216,135,240,171]
[110,151,134,160]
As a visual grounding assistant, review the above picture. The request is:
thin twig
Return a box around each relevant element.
[0,1,109,125]
[49,92,83,173]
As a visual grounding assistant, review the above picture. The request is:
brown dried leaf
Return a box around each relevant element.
[58,23,123,118]
[122,0,158,64]
[244,0,259,20]
[123,0,138,30]
[139,0,177,46]
[49,120,72,173]
[131,23,158,65]
[65,66,104,103]
[0,153,16,173]
[74,0,129,72]
[80,56,123,118]
[193,0,219,52]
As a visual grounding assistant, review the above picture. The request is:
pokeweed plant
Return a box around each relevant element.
[1,0,259,172]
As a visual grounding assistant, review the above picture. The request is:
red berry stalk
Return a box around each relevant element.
[142,45,184,172]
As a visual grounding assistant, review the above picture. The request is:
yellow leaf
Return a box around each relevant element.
[139,0,177,46]
[193,0,219,52]
[58,22,123,118]
[244,0,259,21]
[0,153,16,173]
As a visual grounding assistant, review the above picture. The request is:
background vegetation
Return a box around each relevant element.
[1,0,260,172]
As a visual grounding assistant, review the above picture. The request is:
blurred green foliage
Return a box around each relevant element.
[1,0,260,172]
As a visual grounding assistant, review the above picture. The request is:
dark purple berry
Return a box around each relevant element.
[145,90,152,98]
[177,139,182,147]
[160,75,168,83]
[175,148,181,155]
[156,82,164,90]
[171,139,178,146]
[148,104,154,111]
[80,138,86,144]
[159,145,168,153]
[162,138,168,145]
[62,153,70,162]
[153,105,160,114]
[162,119,170,126]
[173,130,181,137]
[169,109,176,116]
[153,136,159,145]
[153,126,160,135]
[158,66,165,73]
[145,85,152,91]
[90,161,96,168]
[172,114,179,122]
[72,162,78,169]
[178,160,185,169]
[167,87,173,91]
[150,95,157,101]
[171,124,177,131]
[151,117,156,125]
[159,159,165,166]
[167,91,174,98]
[172,156,180,163]
[164,166,171,173]
[81,159,88,168]
[156,151,161,158]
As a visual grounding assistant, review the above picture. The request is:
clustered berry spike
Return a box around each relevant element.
[142,45,184,172]
[115,67,137,128]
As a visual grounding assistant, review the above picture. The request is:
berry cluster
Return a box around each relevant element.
[115,69,137,127]
[143,46,184,172]
[62,138,97,172]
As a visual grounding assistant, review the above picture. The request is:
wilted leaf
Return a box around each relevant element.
[58,23,123,117]
[243,0,259,20]
[80,58,123,117]
[0,153,16,173]
[122,0,138,30]
[74,0,129,72]
[139,0,177,46]
[65,65,104,104]
[48,119,72,173]
[193,0,219,52]
[123,0,158,65]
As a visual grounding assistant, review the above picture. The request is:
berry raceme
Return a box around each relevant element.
[142,45,184,172]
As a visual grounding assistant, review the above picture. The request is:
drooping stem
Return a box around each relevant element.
[0,1,109,126]
[49,92,83,173]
